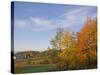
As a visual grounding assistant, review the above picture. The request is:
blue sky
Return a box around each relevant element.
[13,2,97,52]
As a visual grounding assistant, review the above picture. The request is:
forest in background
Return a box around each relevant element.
[14,17,97,73]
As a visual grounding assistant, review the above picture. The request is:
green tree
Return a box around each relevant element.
[50,28,63,50]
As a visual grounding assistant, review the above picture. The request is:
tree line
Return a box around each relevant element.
[50,17,97,70]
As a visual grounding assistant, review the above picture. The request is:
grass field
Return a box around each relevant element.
[14,64,57,74]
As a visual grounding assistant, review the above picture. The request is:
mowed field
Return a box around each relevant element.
[14,64,57,74]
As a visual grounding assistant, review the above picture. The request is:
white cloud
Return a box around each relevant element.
[30,17,53,28]
[62,7,96,21]
[66,7,91,16]
[58,7,97,28]
[15,7,97,32]
[15,19,28,28]
[15,17,56,31]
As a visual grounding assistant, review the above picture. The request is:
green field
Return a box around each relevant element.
[14,64,57,74]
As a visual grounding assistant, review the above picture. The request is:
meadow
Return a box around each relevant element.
[14,64,57,74]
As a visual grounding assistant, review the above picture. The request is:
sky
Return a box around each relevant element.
[13,1,97,52]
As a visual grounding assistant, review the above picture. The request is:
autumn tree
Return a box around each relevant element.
[58,30,77,70]
[77,17,97,68]
[50,28,77,70]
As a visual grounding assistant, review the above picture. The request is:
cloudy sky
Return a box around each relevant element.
[13,2,97,52]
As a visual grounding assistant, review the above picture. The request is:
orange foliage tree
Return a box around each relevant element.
[77,17,97,68]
